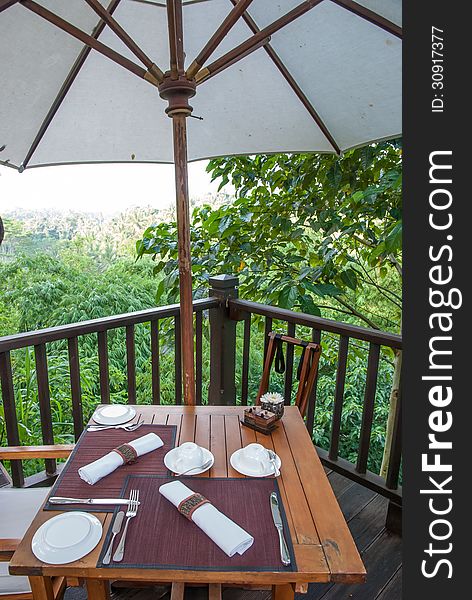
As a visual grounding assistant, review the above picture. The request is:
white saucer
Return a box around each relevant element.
[32,512,103,564]
[92,404,136,425]
[164,446,214,475]
[230,448,282,477]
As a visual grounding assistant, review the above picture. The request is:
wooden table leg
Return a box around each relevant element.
[170,582,185,600]
[271,583,295,600]
[86,579,110,600]
[209,583,222,600]
[28,577,54,600]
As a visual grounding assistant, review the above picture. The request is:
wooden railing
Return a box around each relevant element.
[228,291,402,507]
[0,298,219,487]
[0,275,402,517]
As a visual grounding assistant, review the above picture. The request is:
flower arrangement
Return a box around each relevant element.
[260,391,285,419]
[260,392,284,404]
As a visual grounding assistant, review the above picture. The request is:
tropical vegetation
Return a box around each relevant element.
[0,142,401,478]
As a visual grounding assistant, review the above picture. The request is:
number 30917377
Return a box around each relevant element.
[431,26,444,113]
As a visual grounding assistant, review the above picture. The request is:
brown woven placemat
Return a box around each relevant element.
[97,474,296,572]
[44,425,176,512]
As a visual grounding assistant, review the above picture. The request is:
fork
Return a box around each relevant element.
[88,415,144,432]
[113,489,139,562]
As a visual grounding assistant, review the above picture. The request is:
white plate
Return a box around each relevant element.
[230,448,282,477]
[92,404,136,425]
[164,446,214,475]
[31,512,103,564]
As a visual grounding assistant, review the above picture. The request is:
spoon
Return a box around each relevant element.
[267,449,280,477]
[175,458,213,476]
[102,510,125,565]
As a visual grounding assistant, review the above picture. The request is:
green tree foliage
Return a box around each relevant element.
[1,146,402,478]
[136,143,402,476]
[137,141,402,332]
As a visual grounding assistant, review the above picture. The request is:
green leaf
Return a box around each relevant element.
[278,285,298,309]
[300,295,321,316]
[218,214,232,235]
[384,221,402,253]
[340,268,358,290]
[306,282,343,297]
[155,279,165,301]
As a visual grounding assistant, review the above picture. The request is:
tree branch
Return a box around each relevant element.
[334,296,381,330]
[388,253,403,277]
[355,267,403,308]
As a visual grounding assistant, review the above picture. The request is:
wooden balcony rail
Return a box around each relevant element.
[0,298,218,487]
[0,278,402,524]
[228,297,402,506]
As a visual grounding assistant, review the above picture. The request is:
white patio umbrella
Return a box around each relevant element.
[0,0,402,404]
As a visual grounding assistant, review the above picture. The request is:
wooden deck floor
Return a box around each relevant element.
[64,470,401,600]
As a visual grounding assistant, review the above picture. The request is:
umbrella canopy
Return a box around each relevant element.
[0,0,402,403]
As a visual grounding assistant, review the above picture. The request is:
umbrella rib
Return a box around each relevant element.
[174,0,185,74]
[0,0,19,13]
[19,0,124,170]
[84,0,164,82]
[20,1,154,85]
[330,0,402,38]
[229,0,340,155]
[195,35,271,84]
[194,0,324,83]
[166,0,185,77]
[186,0,255,79]
[167,0,178,79]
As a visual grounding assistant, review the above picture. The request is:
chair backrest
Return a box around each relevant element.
[256,331,321,417]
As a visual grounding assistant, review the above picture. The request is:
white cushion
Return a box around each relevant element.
[0,487,49,595]
[0,562,30,595]
[0,488,49,539]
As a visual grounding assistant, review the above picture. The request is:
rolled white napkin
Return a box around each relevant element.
[78,432,163,485]
[159,480,254,557]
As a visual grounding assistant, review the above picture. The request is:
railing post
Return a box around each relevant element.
[208,275,238,406]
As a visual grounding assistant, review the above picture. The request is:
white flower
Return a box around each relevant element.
[260,392,285,404]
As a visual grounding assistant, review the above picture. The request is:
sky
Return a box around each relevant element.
[0,160,227,215]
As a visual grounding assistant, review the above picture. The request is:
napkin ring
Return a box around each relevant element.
[114,443,138,464]
[178,493,209,520]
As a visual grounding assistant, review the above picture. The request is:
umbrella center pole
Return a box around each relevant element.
[159,75,197,405]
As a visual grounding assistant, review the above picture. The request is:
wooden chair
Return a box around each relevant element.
[0,444,73,600]
[256,331,321,418]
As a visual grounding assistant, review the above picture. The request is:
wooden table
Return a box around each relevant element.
[10,405,366,600]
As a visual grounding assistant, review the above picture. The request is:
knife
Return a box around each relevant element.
[49,497,137,506]
[270,492,291,566]
[102,510,125,565]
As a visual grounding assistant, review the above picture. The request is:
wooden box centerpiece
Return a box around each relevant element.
[241,406,278,435]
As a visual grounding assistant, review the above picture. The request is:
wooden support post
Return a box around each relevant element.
[272,583,295,600]
[386,500,402,535]
[208,275,238,405]
[172,113,196,405]
[158,0,198,405]
[28,577,54,600]
[0,351,24,487]
[86,579,110,600]
[170,582,185,600]
[209,583,222,600]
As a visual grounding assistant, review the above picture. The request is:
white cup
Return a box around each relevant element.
[240,443,270,473]
[175,442,204,471]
